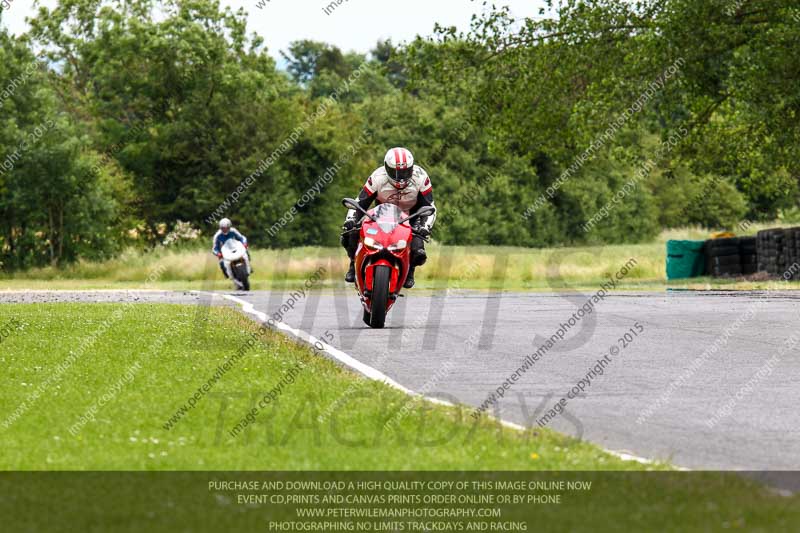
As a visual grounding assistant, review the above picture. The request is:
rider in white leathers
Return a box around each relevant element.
[341,147,436,289]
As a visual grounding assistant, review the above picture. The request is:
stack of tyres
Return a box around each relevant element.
[757,229,785,276]
[756,230,769,273]
[782,227,800,279]
[739,236,758,275]
[704,237,741,277]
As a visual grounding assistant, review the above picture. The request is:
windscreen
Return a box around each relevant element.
[373,203,404,233]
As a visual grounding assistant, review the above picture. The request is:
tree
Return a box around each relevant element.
[0,22,123,269]
[29,0,299,242]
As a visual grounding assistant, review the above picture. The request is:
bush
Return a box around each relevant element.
[683,175,748,229]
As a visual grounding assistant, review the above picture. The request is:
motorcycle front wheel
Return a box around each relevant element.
[369,265,391,329]
[233,264,250,291]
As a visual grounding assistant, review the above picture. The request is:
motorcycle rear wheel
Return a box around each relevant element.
[369,265,391,329]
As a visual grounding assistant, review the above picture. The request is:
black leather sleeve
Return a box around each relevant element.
[411,189,436,229]
[357,188,378,212]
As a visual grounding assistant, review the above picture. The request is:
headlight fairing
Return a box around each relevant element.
[387,240,408,252]
[363,237,384,250]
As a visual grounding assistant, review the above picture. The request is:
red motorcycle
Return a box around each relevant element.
[342,198,435,328]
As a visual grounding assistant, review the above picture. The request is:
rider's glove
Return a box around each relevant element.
[243,242,248,249]
[414,226,431,239]
[216,252,223,259]
[342,219,357,232]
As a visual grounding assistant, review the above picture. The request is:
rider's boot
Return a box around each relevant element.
[404,266,416,289]
[219,262,229,279]
[345,260,356,283]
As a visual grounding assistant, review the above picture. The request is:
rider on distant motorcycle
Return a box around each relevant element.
[213,218,249,278]
[341,147,437,288]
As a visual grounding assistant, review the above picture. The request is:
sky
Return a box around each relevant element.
[1,0,550,58]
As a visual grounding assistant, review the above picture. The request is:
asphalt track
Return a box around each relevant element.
[4,288,800,474]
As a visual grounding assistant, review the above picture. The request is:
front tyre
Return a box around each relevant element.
[369,265,391,329]
[234,264,250,291]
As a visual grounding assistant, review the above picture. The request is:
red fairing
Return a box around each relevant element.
[353,204,414,320]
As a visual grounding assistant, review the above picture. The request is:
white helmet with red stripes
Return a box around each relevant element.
[384,147,414,189]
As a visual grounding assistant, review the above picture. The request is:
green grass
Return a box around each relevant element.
[1,303,799,531]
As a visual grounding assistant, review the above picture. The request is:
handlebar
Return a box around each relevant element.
[340,224,431,242]
[342,198,377,222]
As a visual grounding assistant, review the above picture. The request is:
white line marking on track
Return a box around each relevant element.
[201,290,676,469]
[215,291,450,404]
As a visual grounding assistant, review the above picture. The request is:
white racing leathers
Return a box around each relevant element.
[345,165,437,229]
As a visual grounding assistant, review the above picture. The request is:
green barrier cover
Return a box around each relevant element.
[666,240,706,280]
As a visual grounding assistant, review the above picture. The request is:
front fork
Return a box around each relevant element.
[223,260,235,279]
[362,258,401,299]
